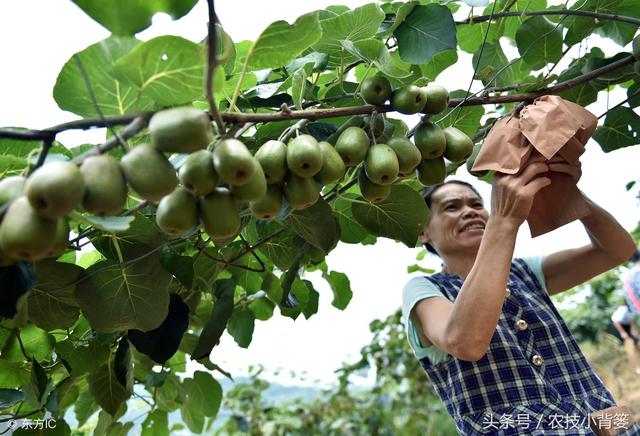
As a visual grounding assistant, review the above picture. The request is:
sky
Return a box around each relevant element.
[1,1,639,387]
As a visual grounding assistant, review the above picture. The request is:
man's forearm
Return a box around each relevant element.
[581,194,636,264]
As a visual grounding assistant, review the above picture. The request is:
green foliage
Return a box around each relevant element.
[2,1,639,433]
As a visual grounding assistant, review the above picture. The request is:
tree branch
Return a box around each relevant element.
[0,55,633,140]
[457,9,640,27]
[205,0,225,134]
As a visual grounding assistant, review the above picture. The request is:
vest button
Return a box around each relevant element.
[532,355,544,366]
[516,319,528,331]
[505,288,511,298]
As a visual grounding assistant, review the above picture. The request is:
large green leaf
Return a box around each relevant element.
[53,36,153,117]
[141,409,169,436]
[557,63,600,106]
[285,198,340,253]
[313,3,385,67]
[593,107,640,152]
[0,360,29,389]
[378,1,419,37]
[341,39,409,78]
[333,193,371,244]
[183,371,222,417]
[75,258,171,333]
[515,16,563,70]
[248,298,275,321]
[28,260,83,331]
[55,341,91,377]
[88,362,131,416]
[191,279,235,360]
[242,220,300,271]
[227,308,255,348]
[325,271,353,310]
[500,0,547,41]
[594,0,640,46]
[192,247,224,292]
[242,13,322,70]
[437,90,485,136]
[471,42,514,87]
[394,4,457,64]
[71,0,198,35]
[113,35,205,107]
[2,324,55,363]
[419,50,458,82]
[352,185,429,248]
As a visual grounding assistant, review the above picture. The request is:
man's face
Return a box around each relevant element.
[420,184,489,255]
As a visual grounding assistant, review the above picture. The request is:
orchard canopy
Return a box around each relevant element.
[1,0,640,433]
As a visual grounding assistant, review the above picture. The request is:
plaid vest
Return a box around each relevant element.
[418,259,618,435]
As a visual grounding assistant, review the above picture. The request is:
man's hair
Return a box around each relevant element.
[630,249,640,263]
[422,180,483,256]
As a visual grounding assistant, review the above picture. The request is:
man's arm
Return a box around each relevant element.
[542,194,636,295]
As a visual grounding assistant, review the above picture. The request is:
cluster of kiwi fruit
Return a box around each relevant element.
[0,76,475,265]
[358,76,474,198]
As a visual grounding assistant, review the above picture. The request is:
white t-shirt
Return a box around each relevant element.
[611,305,635,325]
[401,256,548,365]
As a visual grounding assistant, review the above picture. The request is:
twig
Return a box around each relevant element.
[205,0,225,134]
[71,113,152,164]
[598,88,640,119]
[73,55,129,153]
[456,9,640,26]
[30,134,56,174]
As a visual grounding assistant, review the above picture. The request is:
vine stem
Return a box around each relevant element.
[456,9,640,26]
[205,0,225,134]
[0,55,634,141]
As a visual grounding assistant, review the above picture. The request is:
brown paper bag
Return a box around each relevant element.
[471,95,596,237]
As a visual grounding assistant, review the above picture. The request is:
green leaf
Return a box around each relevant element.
[379,0,419,36]
[160,252,194,290]
[501,0,547,41]
[325,271,353,310]
[75,390,99,426]
[302,281,319,319]
[88,362,131,416]
[192,247,224,292]
[285,198,340,253]
[394,4,457,64]
[285,52,329,75]
[314,3,385,66]
[75,258,171,333]
[180,404,204,433]
[30,359,48,403]
[557,63,600,106]
[72,214,135,233]
[248,298,275,321]
[53,36,153,117]
[341,39,409,78]
[352,185,429,248]
[333,193,372,244]
[114,339,133,392]
[142,409,170,436]
[456,23,500,54]
[113,35,205,107]
[191,279,235,360]
[516,16,563,70]
[471,42,514,87]
[54,341,91,377]
[593,107,640,152]
[2,324,55,363]
[0,360,29,389]
[244,13,322,70]
[0,388,24,408]
[242,221,299,270]
[594,0,640,46]
[437,90,485,136]
[71,0,198,36]
[227,308,255,348]
[183,370,222,417]
[291,64,311,110]
[419,50,458,82]
[28,260,83,331]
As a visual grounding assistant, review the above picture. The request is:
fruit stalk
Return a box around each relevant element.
[205,0,225,134]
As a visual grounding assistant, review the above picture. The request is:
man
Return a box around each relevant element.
[402,160,636,435]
